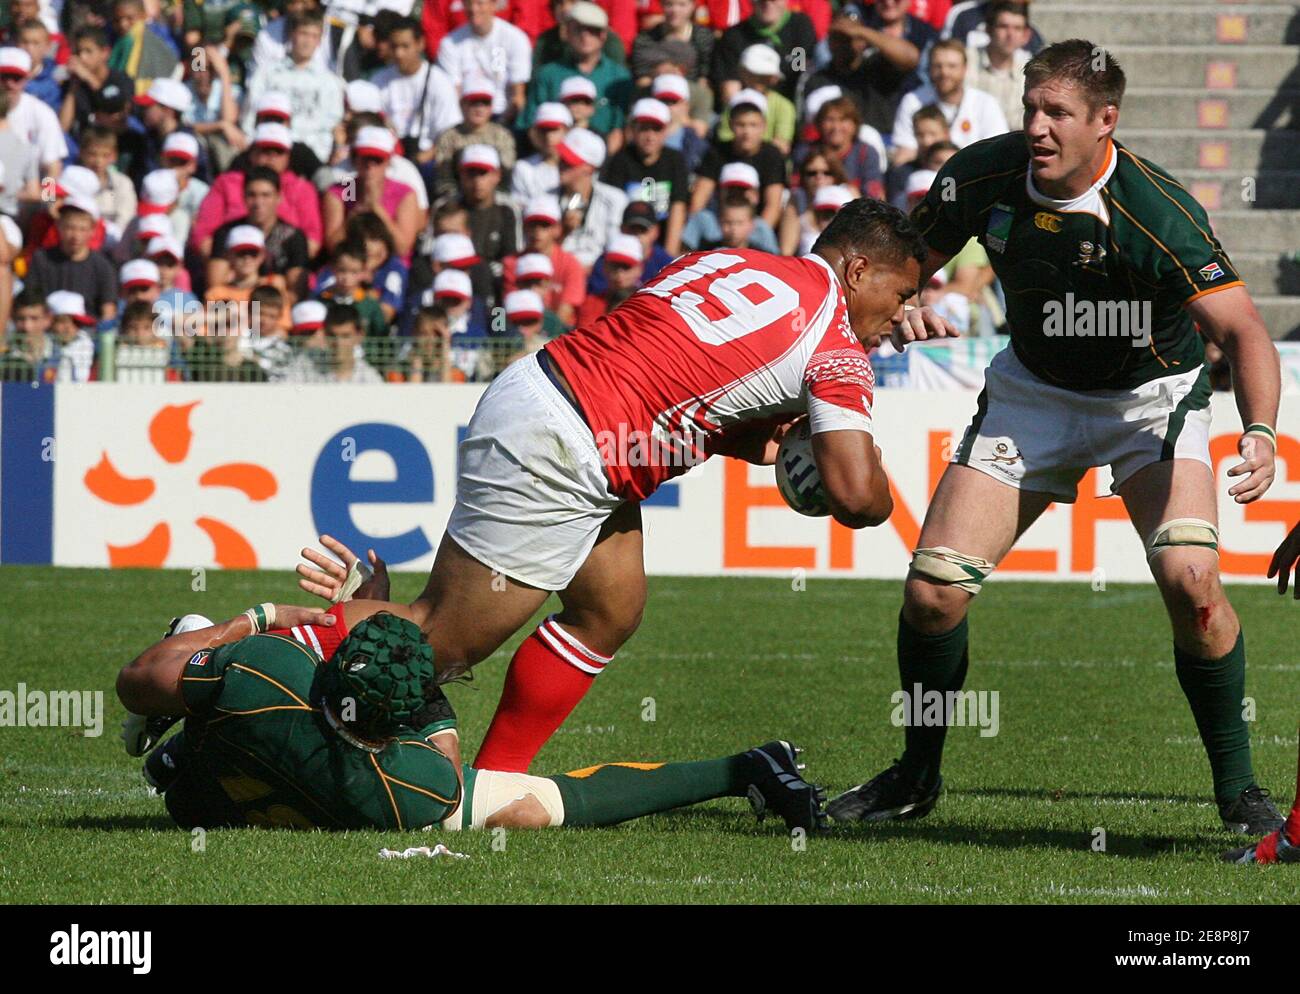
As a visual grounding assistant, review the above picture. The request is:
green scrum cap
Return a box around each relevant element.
[321,613,434,736]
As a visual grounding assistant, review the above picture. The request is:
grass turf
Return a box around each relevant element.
[1,565,1297,904]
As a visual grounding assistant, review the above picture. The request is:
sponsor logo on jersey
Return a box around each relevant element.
[188,650,210,668]
[1033,211,1063,233]
[1199,262,1225,282]
[986,203,1015,253]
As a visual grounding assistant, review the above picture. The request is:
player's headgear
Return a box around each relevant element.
[320,613,434,740]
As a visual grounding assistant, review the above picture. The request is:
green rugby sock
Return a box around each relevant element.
[551,755,750,827]
[1174,630,1255,804]
[897,611,970,788]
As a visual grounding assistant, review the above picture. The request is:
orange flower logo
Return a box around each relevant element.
[84,402,277,567]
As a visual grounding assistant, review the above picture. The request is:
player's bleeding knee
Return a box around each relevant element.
[472,616,613,773]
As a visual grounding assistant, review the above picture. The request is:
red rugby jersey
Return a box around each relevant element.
[545,249,875,501]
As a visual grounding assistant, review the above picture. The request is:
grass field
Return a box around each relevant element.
[1,565,1297,904]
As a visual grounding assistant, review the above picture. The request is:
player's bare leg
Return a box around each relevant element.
[830,465,1056,822]
[473,501,648,772]
[1118,458,1280,832]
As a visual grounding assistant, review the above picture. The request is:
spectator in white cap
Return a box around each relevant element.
[251,0,334,78]
[29,193,118,322]
[146,234,200,335]
[323,113,430,236]
[345,79,383,117]
[371,15,461,166]
[191,121,324,260]
[555,126,627,270]
[682,161,779,255]
[206,223,276,308]
[503,288,552,363]
[161,130,210,241]
[600,97,688,255]
[556,74,598,133]
[67,126,133,245]
[433,71,518,198]
[522,1,632,148]
[436,0,532,123]
[242,8,345,163]
[323,124,420,263]
[438,142,519,294]
[511,101,570,203]
[44,289,96,381]
[119,258,162,309]
[133,75,205,186]
[576,231,644,325]
[651,72,709,175]
[0,45,67,179]
[691,89,786,231]
[230,88,329,182]
[209,165,311,300]
[291,299,328,336]
[716,45,795,153]
[503,193,585,327]
[711,0,817,104]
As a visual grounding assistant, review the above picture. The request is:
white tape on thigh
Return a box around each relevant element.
[910,547,996,595]
[466,770,566,829]
[1146,518,1219,561]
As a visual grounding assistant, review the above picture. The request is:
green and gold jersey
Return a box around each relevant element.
[173,634,461,831]
[911,132,1242,391]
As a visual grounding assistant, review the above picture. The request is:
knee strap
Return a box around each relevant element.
[910,547,996,595]
[443,769,566,830]
[1146,518,1219,561]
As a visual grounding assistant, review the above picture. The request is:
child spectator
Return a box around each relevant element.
[208,165,309,299]
[15,18,61,112]
[887,105,951,207]
[317,241,389,341]
[29,196,118,321]
[320,302,384,383]
[600,98,688,255]
[576,232,643,325]
[556,127,626,270]
[119,257,161,313]
[558,75,598,133]
[403,304,455,383]
[46,289,97,381]
[346,211,409,326]
[131,76,202,185]
[511,102,570,203]
[2,287,53,382]
[79,126,138,241]
[162,132,210,243]
[684,161,779,254]
[716,45,796,154]
[115,298,170,384]
[586,200,672,297]
[503,288,551,363]
[653,73,709,175]
[147,235,199,337]
[691,91,785,230]
[503,195,585,326]
[433,75,518,200]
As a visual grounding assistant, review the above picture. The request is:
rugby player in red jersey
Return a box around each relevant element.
[299,199,958,773]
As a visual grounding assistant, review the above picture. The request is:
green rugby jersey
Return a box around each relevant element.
[170,634,461,831]
[910,133,1242,390]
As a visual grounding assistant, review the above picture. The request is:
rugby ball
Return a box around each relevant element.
[775,421,829,517]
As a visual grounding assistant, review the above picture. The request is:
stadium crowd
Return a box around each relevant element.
[0,0,1043,383]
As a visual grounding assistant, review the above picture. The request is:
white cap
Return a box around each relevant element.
[729,88,768,118]
[162,131,200,162]
[346,79,383,114]
[812,184,854,213]
[605,233,645,267]
[651,73,690,104]
[352,125,395,159]
[138,214,173,240]
[740,44,782,78]
[48,290,93,324]
[56,164,101,199]
[142,169,180,207]
[433,268,472,301]
[805,84,843,123]
[559,76,597,103]
[523,195,562,225]
[252,122,293,151]
[906,168,938,202]
[61,193,100,221]
[255,91,292,121]
[226,224,266,252]
[0,47,33,76]
[459,143,501,172]
[567,1,609,30]
[534,102,573,130]
[291,299,328,332]
[145,234,184,262]
[504,289,544,322]
[719,162,760,190]
[460,72,496,102]
[433,232,480,267]
[559,127,605,169]
[515,252,554,281]
[135,76,193,114]
[121,258,161,288]
[630,98,671,127]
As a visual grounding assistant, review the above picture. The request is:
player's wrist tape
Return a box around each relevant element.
[1243,423,1277,450]
[242,603,277,633]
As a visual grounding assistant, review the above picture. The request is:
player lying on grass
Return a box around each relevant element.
[830,39,1284,835]
[298,199,956,778]
[1222,521,1300,864]
[115,599,824,833]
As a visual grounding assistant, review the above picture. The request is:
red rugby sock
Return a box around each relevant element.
[473,616,610,773]
[1287,741,1300,846]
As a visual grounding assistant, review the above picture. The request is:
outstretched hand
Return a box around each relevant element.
[297,535,390,603]
[889,305,960,353]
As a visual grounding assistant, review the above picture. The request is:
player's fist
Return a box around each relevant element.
[1226,434,1275,505]
[890,305,960,353]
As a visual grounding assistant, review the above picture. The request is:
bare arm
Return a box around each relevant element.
[813,429,893,528]
[1189,284,1281,503]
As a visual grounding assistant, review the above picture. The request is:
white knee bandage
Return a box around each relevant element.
[448,770,566,830]
[910,547,996,595]
[1146,518,1219,561]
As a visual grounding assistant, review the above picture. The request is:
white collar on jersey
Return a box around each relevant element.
[1025,138,1117,225]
